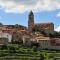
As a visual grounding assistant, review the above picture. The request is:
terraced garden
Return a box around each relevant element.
[0,44,60,60]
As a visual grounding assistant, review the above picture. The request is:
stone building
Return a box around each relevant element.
[35,37,50,49]
[0,38,8,46]
[0,24,27,34]
[28,11,34,32]
[0,32,12,45]
[22,35,31,47]
[28,11,54,33]
[0,32,12,42]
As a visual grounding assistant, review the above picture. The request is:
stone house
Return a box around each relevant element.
[0,32,12,43]
[0,38,8,46]
[22,35,31,47]
[35,37,50,49]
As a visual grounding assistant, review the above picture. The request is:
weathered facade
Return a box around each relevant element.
[28,11,34,32]
[0,38,8,46]
[0,24,27,34]
[28,11,54,33]
[0,32,12,42]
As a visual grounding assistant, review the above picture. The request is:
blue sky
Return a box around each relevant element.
[0,0,60,31]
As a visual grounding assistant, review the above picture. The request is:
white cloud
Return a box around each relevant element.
[55,26,60,32]
[56,12,60,17]
[0,0,60,13]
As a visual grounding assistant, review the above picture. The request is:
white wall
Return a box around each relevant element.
[0,33,12,42]
[38,40,60,50]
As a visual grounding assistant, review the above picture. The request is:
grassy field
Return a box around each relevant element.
[0,44,60,60]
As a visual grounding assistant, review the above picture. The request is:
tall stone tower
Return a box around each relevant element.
[28,11,34,32]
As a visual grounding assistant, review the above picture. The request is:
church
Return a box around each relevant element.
[28,11,54,34]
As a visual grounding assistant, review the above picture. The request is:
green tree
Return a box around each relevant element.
[8,46,16,53]
[0,22,3,26]
[15,24,20,28]
[1,45,7,50]
[40,54,44,60]
[33,46,37,52]
[49,31,60,38]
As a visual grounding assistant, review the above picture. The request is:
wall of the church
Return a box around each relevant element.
[35,23,54,31]
[28,11,54,33]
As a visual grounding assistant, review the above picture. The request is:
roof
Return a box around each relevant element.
[35,22,53,25]
[35,37,50,41]
[4,25,27,29]
[35,22,54,26]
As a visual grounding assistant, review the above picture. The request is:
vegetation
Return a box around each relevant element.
[0,22,3,26]
[40,54,44,60]
[48,31,60,38]
[0,44,60,60]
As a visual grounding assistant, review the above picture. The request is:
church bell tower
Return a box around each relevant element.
[28,11,34,32]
